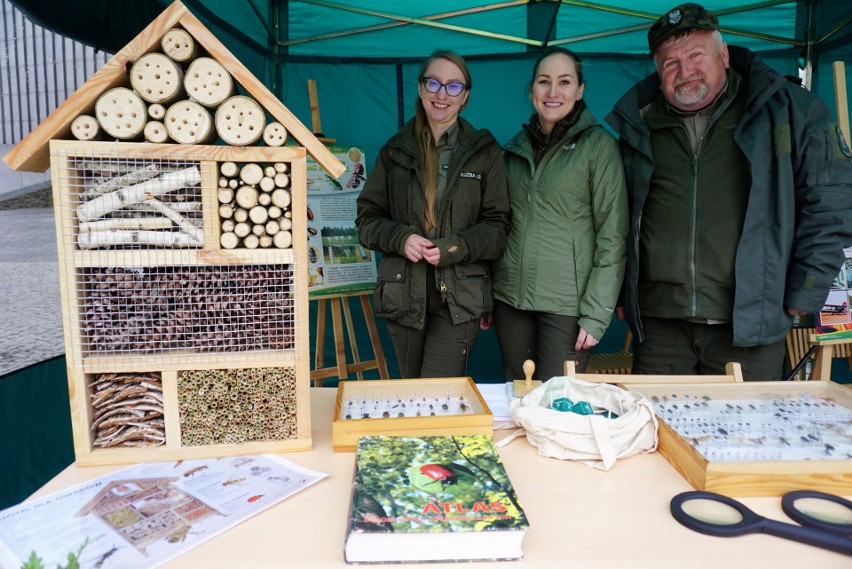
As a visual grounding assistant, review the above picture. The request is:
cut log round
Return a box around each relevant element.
[130,52,184,104]
[278,218,292,231]
[218,204,234,219]
[220,231,239,249]
[271,189,291,208]
[220,161,238,177]
[248,205,269,225]
[251,224,266,237]
[221,219,235,233]
[274,173,289,188]
[217,188,234,204]
[143,121,169,143]
[259,176,275,192]
[239,163,264,186]
[160,28,197,63]
[233,208,248,223]
[273,230,292,249]
[263,122,288,147]
[70,115,101,141]
[164,100,215,145]
[95,87,146,140]
[185,57,234,108]
[234,222,251,238]
[259,235,273,248]
[274,162,289,173]
[148,103,166,120]
[257,192,271,206]
[235,185,258,209]
[265,220,280,235]
[244,234,260,249]
[267,206,282,219]
[215,96,266,146]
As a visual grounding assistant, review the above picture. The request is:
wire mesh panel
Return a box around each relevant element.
[49,141,311,463]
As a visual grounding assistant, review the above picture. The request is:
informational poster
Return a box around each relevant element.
[306,146,377,298]
[0,455,328,569]
[816,247,852,341]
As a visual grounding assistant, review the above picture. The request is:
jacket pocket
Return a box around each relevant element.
[374,255,408,320]
[453,261,492,315]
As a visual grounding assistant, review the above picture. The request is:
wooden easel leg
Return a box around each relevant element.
[360,294,389,379]
[312,298,328,387]
[331,297,348,379]
[813,345,835,382]
[341,297,364,380]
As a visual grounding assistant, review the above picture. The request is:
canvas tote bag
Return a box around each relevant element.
[496,376,658,470]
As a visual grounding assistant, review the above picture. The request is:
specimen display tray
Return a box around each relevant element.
[622,380,852,496]
[332,378,493,452]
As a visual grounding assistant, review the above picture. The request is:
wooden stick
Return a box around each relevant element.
[79,218,173,232]
[145,197,204,243]
[78,229,200,249]
[76,167,201,222]
[82,164,161,198]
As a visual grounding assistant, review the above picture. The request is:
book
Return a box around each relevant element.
[815,247,852,341]
[344,435,529,564]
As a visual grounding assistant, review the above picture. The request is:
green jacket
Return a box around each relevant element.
[606,45,852,347]
[492,106,628,340]
[356,117,511,329]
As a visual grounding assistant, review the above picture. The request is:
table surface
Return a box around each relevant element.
[27,388,852,568]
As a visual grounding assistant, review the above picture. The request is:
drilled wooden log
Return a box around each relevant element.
[185,57,234,108]
[215,96,265,146]
[263,122,288,147]
[143,121,169,143]
[76,167,201,222]
[161,27,197,62]
[70,114,101,141]
[148,103,166,120]
[95,87,146,140]
[82,164,161,198]
[164,100,214,144]
[130,52,184,104]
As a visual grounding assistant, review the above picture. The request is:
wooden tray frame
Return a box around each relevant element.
[622,380,852,496]
[332,378,493,452]
[50,140,312,465]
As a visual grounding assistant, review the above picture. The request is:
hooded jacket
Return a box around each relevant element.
[606,45,852,347]
[356,117,511,329]
[492,106,628,341]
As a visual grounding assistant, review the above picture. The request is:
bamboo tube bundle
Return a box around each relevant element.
[184,56,234,108]
[129,52,184,105]
[215,96,266,146]
[160,27,196,63]
[70,115,101,141]
[164,100,215,144]
[94,87,147,140]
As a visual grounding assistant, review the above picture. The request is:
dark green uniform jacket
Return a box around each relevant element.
[356,117,511,329]
[493,106,628,341]
[606,45,852,347]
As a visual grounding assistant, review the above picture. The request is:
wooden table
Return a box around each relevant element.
[28,389,851,568]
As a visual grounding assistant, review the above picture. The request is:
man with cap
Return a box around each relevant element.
[606,3,852,379]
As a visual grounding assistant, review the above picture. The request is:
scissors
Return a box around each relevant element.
[670,490,852,556]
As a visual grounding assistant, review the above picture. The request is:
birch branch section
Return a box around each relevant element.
[78,229,200,249]
[144,197,204,244]
[82,164,161,198]
[79,218,173,232]
[76,166,201,222]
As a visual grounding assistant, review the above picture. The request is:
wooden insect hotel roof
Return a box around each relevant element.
[2,0,344,178]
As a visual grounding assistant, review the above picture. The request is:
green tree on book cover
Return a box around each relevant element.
[352,436,527,534]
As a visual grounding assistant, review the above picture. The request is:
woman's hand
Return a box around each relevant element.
[421,243,457,266]
[575,327,599,352]
[404,234,433,263]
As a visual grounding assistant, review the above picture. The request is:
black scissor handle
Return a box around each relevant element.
[781,490,852,536]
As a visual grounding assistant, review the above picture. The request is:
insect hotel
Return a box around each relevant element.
[3,0,344,466]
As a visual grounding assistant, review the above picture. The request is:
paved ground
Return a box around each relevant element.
[0,144,62,376]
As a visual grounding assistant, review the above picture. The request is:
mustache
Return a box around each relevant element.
[675,75,704,88]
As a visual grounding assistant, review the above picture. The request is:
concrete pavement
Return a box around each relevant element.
[0,144,63,376]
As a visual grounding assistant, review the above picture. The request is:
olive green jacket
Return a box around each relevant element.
[493,107,628,340]
[356,117,511,329]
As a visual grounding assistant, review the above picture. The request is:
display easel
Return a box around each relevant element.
[306,79,389,386]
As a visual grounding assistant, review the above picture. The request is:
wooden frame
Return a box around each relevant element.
[51,141,312,465]
[622,380,852,496]
[563,360,744,383]
[332,378,492,452]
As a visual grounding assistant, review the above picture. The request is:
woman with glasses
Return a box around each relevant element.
[357,50,510,378]
[491,47,628,381]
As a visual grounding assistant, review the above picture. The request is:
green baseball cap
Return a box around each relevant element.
[648,3,720,54]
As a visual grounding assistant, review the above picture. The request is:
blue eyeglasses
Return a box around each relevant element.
[420,77,466,97]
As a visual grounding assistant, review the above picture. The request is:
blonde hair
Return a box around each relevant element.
[415,50,472,233]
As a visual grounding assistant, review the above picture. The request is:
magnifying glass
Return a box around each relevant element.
[670,490,852,556]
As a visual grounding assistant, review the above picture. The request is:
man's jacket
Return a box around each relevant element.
[356,117,511,329]
[606,45,852,347]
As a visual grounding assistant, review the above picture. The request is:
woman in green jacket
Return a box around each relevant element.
[356,50,510,378]
[492,47,628,381]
